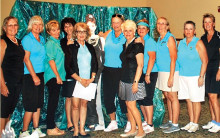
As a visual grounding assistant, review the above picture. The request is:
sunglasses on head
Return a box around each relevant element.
[112,14,123,18]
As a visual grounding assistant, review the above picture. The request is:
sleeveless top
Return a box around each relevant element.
[177,37,201,76]
[156,31,179,72]
[1,35,25,83]
[104,30,126,68]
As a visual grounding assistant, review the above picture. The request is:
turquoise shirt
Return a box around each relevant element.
[177,36,201,76]
[77,43,91,79]
[104,30,126,68]
[156,31,179,72]
[143,34,158,73]
[22,32,46,74]
[44,36,66,84]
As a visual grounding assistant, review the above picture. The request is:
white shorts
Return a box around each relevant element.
[178,76,205,102]
[156,71,179,92]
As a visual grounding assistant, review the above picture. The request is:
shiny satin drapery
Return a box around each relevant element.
[9,0,165,135]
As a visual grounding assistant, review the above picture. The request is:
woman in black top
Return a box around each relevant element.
[201,13,220,132]
[119,20,146,138]
[60,17,76,132]
[0,16,25,133]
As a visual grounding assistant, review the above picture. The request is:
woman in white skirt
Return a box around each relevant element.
[119,20,146,138]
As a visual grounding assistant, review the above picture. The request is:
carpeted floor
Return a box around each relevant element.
[45,97,220,138]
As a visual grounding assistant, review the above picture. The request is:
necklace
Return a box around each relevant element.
[9,37,18,44]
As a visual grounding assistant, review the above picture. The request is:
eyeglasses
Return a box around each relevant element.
[157,22,167,25]
[76,31,87,34]
[112,14,123,19]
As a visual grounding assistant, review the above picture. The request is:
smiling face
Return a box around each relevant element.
[112,17,123,32]
[31,21,43,35]
[203,17,215,32]
[87,21,96,34]
[4,18,19,37]
[48,25,60,39]
[123,26,135,42]
[184,23,195,38]
[64,23,74,36]
[137,25,149,38]
[156,18,169,34]
[76,26,87,42]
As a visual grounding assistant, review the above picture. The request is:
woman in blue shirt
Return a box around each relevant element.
[178,21,208,133]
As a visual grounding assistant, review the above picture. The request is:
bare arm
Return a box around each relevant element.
[23,50,40,86]
[216,47,220,81]
[71,73,87,87]
[167,36,177,88]
[99,29,111,40]
[133,53,144,93]
[0,39,9,97]
[196,40,208,86]
[145,51,156,84]
[48,60,63,84]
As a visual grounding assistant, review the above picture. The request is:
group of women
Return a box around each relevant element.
[0,12,219,138]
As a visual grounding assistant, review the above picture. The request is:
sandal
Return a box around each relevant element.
[68,126,74,132]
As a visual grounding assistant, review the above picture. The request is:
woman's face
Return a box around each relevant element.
[31,21,43,35]
[156,18,168,34]
[137,25,149,37]
[112,17,123,32]
[76,26,87,42]
[203,17,215,32]
[48,25,60,39]
[184,24,195,38]
[123,27,135,41]
[87,21,96,34]
[64,23,74,36]
[4,19,18,37]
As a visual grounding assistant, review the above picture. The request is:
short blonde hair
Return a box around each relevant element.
[27,15,44,32]
[157,17,170,32]
[121,20,137,32]
[45,20,60,33]
[73,22,91,40]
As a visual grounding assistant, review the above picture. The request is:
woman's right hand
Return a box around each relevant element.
[32,75,41,86]
[56,76,63,84]
[80,79,87,87]
[1,83,9,97]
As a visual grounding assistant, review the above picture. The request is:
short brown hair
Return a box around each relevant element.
[45,20,60,33]
[2,16,18,35]
[203,13,215,23]
[73,22,91,40]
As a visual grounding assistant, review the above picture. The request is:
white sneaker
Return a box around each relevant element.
[142,121,147,127]
[124,121,131,133]
[19,131,30,138]
[34,128,46,137]
[202,121,215,129]
[95,124,105,131]
[181,122,193,131]
[143,125,154,134]
[187,124,199,133]
[104,121,118,132]
[208,124,220,133]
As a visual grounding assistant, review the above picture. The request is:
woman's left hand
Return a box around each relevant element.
[85,78,94,87]
[216,70,220,81]
[132,83,138,93]
[198,76,204,87]
[145,75,151,84]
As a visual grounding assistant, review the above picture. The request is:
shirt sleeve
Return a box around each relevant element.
[45,40,56,61]
[147,39,157,52]
[135,43,144,55]
[21,35,32,51]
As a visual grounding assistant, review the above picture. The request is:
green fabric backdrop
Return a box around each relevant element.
[9,0,165,135]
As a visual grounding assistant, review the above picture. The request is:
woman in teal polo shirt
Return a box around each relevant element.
[44,20,66,136]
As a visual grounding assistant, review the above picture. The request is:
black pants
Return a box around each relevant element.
[46,78,61,129]
[86,92,98,125]
[103,67,127,114]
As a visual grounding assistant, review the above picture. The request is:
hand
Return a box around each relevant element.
[67,39,74,45]
[98,32,104,37]
[132,83,138,93]
[145,75,151,84]
[167,77,174,88]
[80,79,87,87]
[135,37,143,44]
[32,75,41,86]
[56,76,63,85]
[216,70,220,81]
[1,83,9,97]
[198,77,204,87]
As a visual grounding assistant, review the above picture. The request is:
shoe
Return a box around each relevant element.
[120,131,137,137]
[181,123,193,131]
[143,125,154,134]
[33,128,46,137]
[104,121,118,132]
[208,124,220,133]
[67,126,74,132]
[187,124,199,133]
[134,133,146,138]
[79,133,90,137]
[124,122,131,133]
[142,121,147,127]
[202,121,215,129]
[163,125,180,133]
[19,131,30,138]
[159,122,172,129]
[47,127,65,135]
[85,124,96,132]
[94,124,105,131]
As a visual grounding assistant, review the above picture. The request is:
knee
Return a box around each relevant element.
[80,100,88,108]
[209,94,217,103]
[167,94,177,102]
[72,103,79,110]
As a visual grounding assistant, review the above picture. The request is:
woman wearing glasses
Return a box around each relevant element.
[102,14,128,132]
[71,22,97,137]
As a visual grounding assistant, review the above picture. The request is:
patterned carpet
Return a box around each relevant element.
[45,97,220,138]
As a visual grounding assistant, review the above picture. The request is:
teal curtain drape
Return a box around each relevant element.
[9,0,164,136]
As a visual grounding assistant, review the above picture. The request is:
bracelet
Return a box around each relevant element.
[219,66,220,69]
[92,75,95,79]
[146,74,150,77]
[79,78,82,82]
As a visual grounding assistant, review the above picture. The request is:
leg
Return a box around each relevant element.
[186,99,194,122]
[164,91,173,121]
[192,102,201,124]
[146,106,154,125]
[33,108,41,128]
[22,112,33,131]
[86,97,98,126]
[0,117,9,133]
[79,99,88,135]
[167,92,179,124]
[140,106,147,122]
[209,93,220,122]
[125,104,137,134]
[72,97,80,136]
[65,97,73,128]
